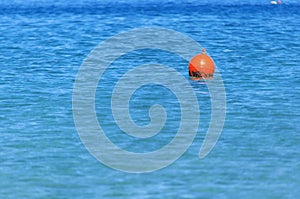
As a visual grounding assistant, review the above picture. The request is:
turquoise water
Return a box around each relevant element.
[1,1,300,198]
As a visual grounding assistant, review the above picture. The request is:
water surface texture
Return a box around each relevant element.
[0,0,299,198]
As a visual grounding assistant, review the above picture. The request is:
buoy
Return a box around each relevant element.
[188,48,215,79]
[270,0,282,4]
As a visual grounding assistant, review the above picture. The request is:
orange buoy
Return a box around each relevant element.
[188,48,215,79]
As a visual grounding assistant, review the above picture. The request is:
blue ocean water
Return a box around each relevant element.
[0,0,299,198]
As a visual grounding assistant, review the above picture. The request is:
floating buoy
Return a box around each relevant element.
[270,0,281,4]
[188,48,215,79]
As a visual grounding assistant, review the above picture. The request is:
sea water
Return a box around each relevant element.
[0,0,299,198]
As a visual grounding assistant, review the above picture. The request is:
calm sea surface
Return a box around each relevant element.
[0,1,299,198]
